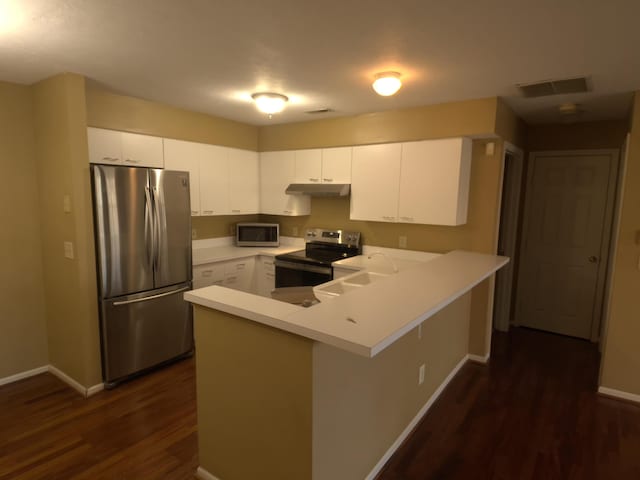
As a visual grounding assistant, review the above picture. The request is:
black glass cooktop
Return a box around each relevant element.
[276,244,358,267]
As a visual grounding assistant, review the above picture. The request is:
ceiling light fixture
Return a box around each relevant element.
[372,72,402,96]
[251,92,289,115]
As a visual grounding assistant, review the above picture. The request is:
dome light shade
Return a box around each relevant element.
[372,72,402,96]
[251,92,289,114]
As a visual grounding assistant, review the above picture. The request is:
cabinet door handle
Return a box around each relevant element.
[283,210,292,214]
[323,178,333,182]
[309,178,319,182]
[232,209,241,213]
[265,272,275,278]
[202,210,214,214]
[125,158,140,163]
[102,156,119,162]
[191,210,198,215]
[382,216,395,221]
[202,270,213,276]
[400,216,415,222]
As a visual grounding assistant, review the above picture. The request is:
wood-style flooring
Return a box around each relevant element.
[378,328,640,480]
[0,359,197,480]
[1,328,639,479]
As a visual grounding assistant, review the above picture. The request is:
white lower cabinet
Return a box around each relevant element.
[222,258,255,292]
[193,263,225,289]
[255,256,276,298]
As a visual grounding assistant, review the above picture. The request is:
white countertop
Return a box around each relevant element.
[185,250,509,357]
[192,236,304,265]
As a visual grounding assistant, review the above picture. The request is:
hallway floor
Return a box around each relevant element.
[378,327,640,479]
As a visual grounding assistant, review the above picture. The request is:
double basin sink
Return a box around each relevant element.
[313,270,391,302]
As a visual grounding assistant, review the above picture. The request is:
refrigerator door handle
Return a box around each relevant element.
[151,186,162,272]
[112,286,191,306]
[144,186,154,268]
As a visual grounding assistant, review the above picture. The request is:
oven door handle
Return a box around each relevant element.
[274,259,332,275]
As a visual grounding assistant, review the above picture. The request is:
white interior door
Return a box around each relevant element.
[516,151,617,339]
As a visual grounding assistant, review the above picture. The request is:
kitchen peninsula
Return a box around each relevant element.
[186,250,508,480]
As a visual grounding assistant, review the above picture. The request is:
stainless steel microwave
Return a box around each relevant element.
[236,223,280,247]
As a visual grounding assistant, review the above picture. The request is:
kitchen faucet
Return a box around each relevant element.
[367,251,399,273]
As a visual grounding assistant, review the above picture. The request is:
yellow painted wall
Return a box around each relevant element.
[0,81,49,379]
[600,93,640,396]
[33,74,102,387]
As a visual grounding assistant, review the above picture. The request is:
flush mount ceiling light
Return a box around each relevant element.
[372,71,402,96]
[251,92,289,115]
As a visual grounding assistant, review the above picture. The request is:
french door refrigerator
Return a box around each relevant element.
[91,164,193,387]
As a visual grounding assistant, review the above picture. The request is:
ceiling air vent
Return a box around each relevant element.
[517,77,590,98]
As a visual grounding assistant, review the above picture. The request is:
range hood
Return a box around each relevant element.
[285,183,350,197]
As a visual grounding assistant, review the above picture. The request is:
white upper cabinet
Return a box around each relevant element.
[120,131,164,168]
[398,138,472,226]
[292,147,352,184]
[294,149,322,183]
[321,147,352,183]
[350,143,402,222]
[228,148,260,214]
[260,151,310,216]
[199,145,230,216]
[164,139,202,216]
[88,127,164,168]
[87,128,122,165]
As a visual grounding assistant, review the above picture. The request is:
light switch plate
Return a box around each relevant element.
[64,241,74,259]
[63,194,72,213]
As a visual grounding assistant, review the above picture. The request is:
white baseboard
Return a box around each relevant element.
[468,353,490,364]
[48,365,88,397]
[598,386,640,404]
[87,382,105,397]
[365,354,470,480]
[0,365,49,387]
[195,466,221,480]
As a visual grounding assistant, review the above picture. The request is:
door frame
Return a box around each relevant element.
[515,149,620,341]
[493,142,524,332]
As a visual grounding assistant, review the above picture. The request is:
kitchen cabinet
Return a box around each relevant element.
[88,127,164,168]
[164,139,259,216]
[229,148,260,214]
[199,145,229,216]
[350,138,471,226]
[293,147,352,184]
[164,139,202,216]
[260,151,310,216]
[398,138,472,226]
[223,258,255,292]
[350,143,402,222]
[193,263,225,289]
[255,256,276,297]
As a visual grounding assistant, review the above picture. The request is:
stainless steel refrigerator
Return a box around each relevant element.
[91,164,194,388]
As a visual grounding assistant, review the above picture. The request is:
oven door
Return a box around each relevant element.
[274,260,332,288]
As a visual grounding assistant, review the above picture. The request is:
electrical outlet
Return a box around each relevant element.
[63,194,72,213]
[399,236,407,248]
[63,241,74,259]
[192,229,198,240]
[418,364,426,385]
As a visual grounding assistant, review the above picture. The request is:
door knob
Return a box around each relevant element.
[588,256,599,263]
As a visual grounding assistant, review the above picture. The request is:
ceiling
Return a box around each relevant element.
[1,0,638,126]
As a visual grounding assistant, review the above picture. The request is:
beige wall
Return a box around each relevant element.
[600,94,640,396]
[313,292,471,479]
[0,81,49,379]
[527,120,629,151]
[192,214,260,240]
[33,74,102,387]
[194,306,313,480]
[258,97,499,151]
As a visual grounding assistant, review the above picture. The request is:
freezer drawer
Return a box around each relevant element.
[100,283,193,386]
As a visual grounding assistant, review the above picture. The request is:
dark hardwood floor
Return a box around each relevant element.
[378,327,640,480]
[1,328,639,479]
[0,358,197,480]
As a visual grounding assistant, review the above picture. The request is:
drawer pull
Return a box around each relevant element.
[323,178,333,182]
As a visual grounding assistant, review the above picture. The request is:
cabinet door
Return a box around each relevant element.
[121,131,164,168]
[259,151,310,216]
[164,139,202,216]
[88,127,123,165]
[229,148,259,214]
[350,144,402,222]
[321,147,352,183]
[294,149,322,183]
[223,258,255,292]
[193,263,225,289]
[199,145,230,215]
[398,138,472,226]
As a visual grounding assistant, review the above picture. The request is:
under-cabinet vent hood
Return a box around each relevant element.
[285,183,350,197]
